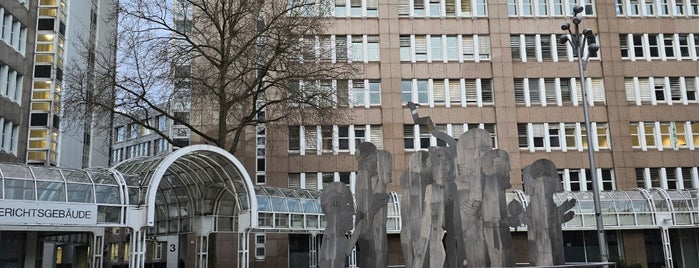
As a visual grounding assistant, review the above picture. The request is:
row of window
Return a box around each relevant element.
[0,8,28,54]
[0,65,23,103]
[111,139,169,163]
[636,167,698,190]
[288,171,353,191]
[404,123,497,150]
[620,33,699,61]
[401,78,493,107]
[0,118,19,155]
[511,34,599,63]
[255,110,267,185]
[625,76,698,105]
[302,32,699,64]
[334,0,378,17]
[397,0,488,17]
[114,116,168,142]
[399,35,491,63]
[289,79,381,108]
[508,0,594,16]
[629,121,699,150]
[295,0,487,17]
[616,0,699,16]
[514,77,605,107]
[299,0,699,18]
[517,122,610,152]
[288,125,383,155]
[299,35,379,63]
[552,168,616,191]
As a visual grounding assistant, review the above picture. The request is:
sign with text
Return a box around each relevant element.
[0,200,98,225]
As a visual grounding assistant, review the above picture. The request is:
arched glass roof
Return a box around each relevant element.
[112,145,257,228]
[0,163,128,225]
[507,189,699,230]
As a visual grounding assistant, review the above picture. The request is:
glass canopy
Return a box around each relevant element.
[508,189,699,230]
[252,187,403,233]
[113,145,256,232]
[0,163,127,225]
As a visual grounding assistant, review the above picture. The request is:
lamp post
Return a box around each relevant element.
[559,6,607,263]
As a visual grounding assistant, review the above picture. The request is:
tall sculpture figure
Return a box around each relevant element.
[400,151,431,268]
[407,102,461,267]
[355,142,392,268]
[455,129,492,266]
[523,159,577,266]
[318,182,356,268]
[319,181,388,268]
[481,149,516,267]
[413,147,452,268]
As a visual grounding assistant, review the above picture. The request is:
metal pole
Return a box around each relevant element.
[571,16,608,263]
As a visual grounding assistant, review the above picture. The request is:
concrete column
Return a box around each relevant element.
[156,235,179,268]
[24,232,38,268]
[42,242,57,268]
[129,227,148,268]
[91,229,105,268]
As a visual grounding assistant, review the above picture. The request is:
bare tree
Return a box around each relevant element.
[64,0,355,155]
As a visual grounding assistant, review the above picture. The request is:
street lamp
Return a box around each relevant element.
[559,5,607,264]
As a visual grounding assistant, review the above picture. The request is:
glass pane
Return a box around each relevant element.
[97,206,121,223]
[62,169,92,183]
[95,185,120,204]
[0,164,33,179]
[37,181,65,201]
[4,179,35,200]
[31,167,63,181]
[67,183,94,203]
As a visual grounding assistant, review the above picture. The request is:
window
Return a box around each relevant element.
[254,234,265,260]
[338,126,350,151]
[0,65,22,103]
[400,36,411,61]
[430,35,443,62]
[350,79,381,107]
[348,35,379,63]
[367,36,380,61]
[289,126,300,151]
[115,127,125,142]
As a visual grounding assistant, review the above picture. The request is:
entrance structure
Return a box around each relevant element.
[0,145,261,268]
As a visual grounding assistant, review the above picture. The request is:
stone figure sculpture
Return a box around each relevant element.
[355,142,392,268]
[523,159,577,266]
[455,129,492,267]
[412,147,452,268]
[400,151,431,268]
[480,149,519,267]
[318,182,356,268]
[319,181,388,268]
[407,102,462,267]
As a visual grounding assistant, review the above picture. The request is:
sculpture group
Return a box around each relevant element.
[319,104,577,267]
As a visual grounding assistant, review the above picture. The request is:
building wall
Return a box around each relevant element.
[0,0,36,164]
[250,0,699,266]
